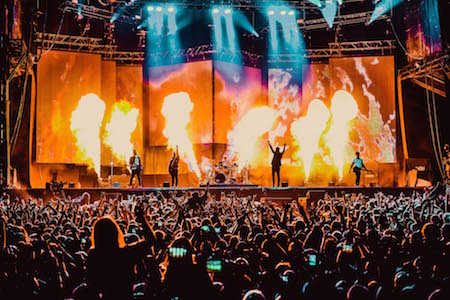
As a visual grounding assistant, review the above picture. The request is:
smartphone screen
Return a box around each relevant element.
[206,259,222,272]
[343,244,353,253]
[201,225,210,232]
[308,254,317,267]
[169,247,187,258]
[214,228,220,234]
[81,238,87,244]
[281,275,289,283]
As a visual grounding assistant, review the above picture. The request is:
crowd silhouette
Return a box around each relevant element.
[1,186,449,300]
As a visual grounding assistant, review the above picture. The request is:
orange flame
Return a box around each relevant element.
[291,99,330,179]
[104,101,139,162]
[326,90,358,180]
[70,93,106,176]
[227,106,276,170]
[161,92,201,178]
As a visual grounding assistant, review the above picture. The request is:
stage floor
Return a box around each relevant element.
[5,185,424,204]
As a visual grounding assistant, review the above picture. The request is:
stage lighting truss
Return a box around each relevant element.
[398,51,450,98]
[35,31,395,65]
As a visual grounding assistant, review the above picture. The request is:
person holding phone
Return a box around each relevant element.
[162,237,214,300]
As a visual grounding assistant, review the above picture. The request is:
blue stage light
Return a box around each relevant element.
[369,0,403,24]
[156,6,163,12]
[307,0,337,28]
[212,8,220,14]
[224,8,232,15]
[266,5,303,55]
[147,6,154,12]
[167,7,175,13]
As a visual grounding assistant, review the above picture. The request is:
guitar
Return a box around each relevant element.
[129,156,143,172]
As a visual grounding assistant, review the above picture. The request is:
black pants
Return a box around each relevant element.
[354,168,361,186]
[171,170,178,187]
[129,170,141,187]
[272,167,280,187]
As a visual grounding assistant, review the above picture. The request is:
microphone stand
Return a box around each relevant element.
[110,155,114,188]
[367,156,380,187]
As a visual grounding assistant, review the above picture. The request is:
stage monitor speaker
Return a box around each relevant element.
[163,182,170,188]
[281,181,288,187]
[113,182,120,188]
[405,158,432,186]
[68,182,75,188]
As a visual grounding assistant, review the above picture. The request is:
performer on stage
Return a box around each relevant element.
[129,149,142,188]
[169,146,179,187]
[268,141,286,187]
[348,152,369,186]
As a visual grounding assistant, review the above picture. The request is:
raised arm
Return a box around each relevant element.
[268,141,275,153]
[282,143,286,154]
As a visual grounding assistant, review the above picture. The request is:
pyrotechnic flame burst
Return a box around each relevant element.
[104,101,139,162]
[291,99,330,179]
[70,93,106,176]
[161,92,201,178]
[227,106,277,170]
[326,90,358,180]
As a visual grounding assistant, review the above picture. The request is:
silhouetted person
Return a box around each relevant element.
[129,149,142,187]
[269,141,286,187]
[86,206,154,300]
[169,146,179,187]
[349,151,369,186]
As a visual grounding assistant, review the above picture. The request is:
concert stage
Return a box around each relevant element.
[5,186,424,206]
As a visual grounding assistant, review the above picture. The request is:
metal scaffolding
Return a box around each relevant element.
[36,33,395,65]
[398,51,449,98]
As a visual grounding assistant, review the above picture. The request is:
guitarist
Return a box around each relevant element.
[129,149,143,188]
[348,151,369,186]
[168,146,179,187]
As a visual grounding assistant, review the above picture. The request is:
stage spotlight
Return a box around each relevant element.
[268,10,275,16]
[212,8,220,14]
[280,10,287,15]
[369,0,402,24]
[156,6,163,12]
[167,7,175,13]
[224,8,232,14]
[288,10,295,16]
[147,6,154,12]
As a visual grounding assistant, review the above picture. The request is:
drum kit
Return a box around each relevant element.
[204,159,250,185]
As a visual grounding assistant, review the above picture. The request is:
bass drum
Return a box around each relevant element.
[215,172,226,184]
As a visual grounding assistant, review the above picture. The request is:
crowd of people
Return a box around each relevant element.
[1,185,450,300]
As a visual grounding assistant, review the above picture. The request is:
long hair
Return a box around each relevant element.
[90,216,125,251]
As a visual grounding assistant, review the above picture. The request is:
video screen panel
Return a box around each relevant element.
[267,57,396,181]
[268,67,303,166]
[36,50,102,164]
[147,60,213,146]
[101,65,144,166]
[214,61,263,144]
[329,56,396,164]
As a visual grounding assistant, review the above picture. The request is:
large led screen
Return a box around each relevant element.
[37,51,143,176]
[147,60,213,146]
[268,56,396,182]
[214,61,263,144]
[36,51,102,165]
